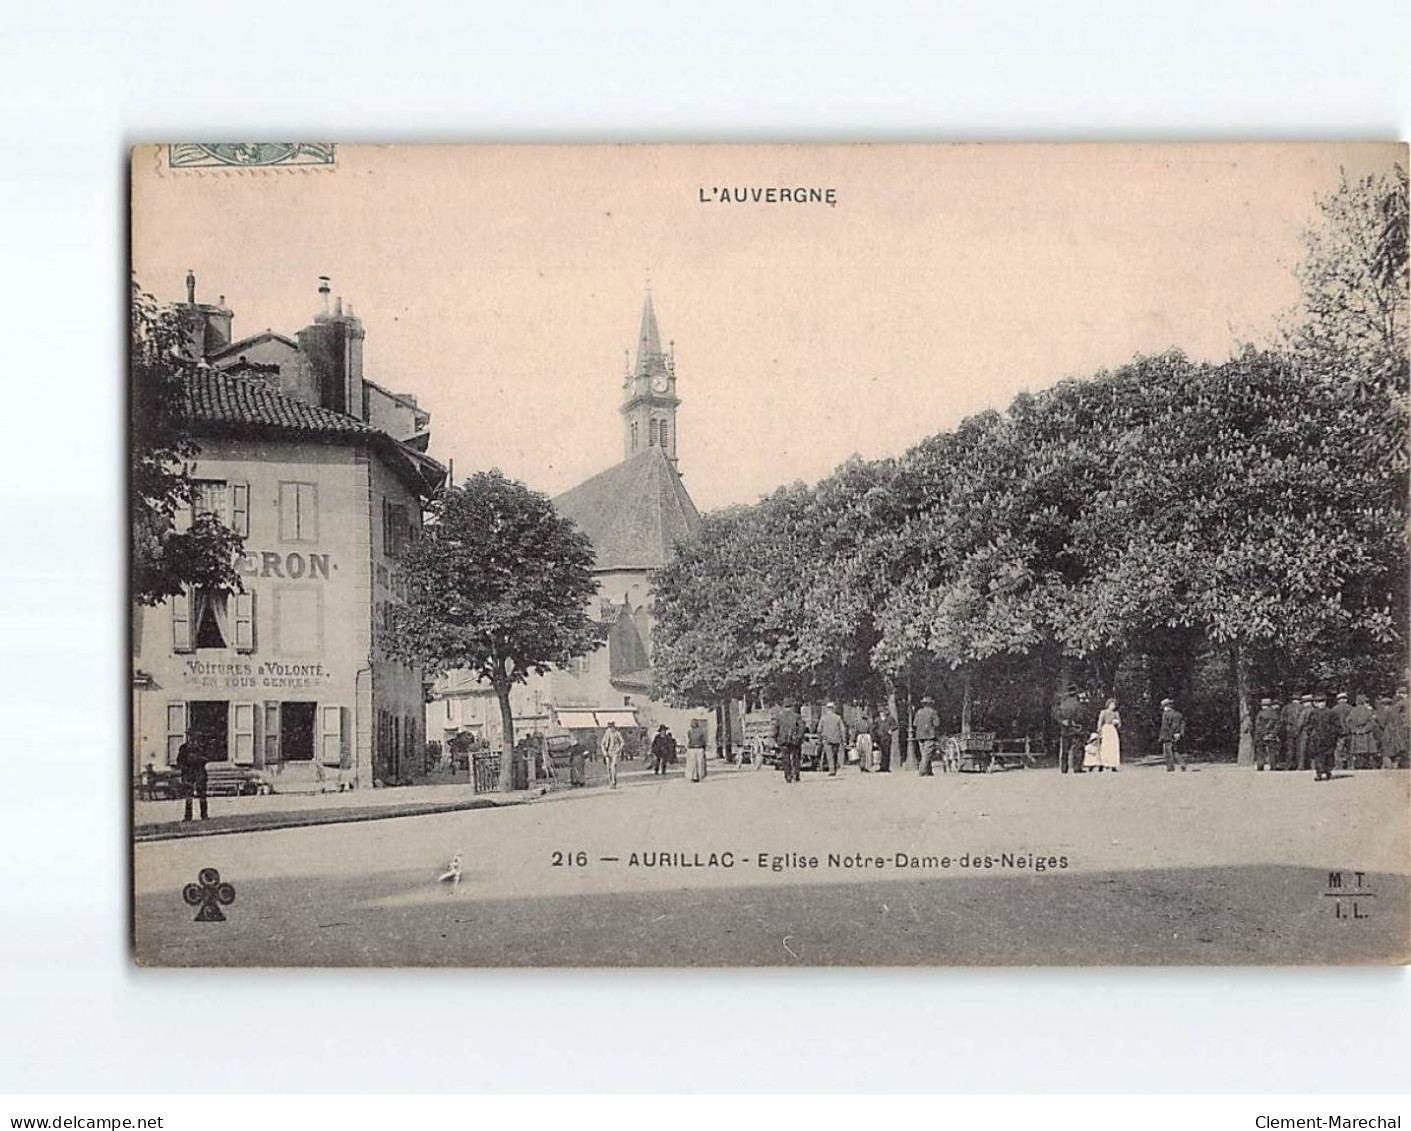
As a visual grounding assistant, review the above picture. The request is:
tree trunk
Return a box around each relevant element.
[720,698,733,761]
[495,681,517,792]
[1092,649,1122,699]
[901,677,915,770]
[1232,644,1255,767]
[960,667,973,735]
[887,682,902,769]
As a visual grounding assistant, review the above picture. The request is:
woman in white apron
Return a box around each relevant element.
[1096,698,1122,771]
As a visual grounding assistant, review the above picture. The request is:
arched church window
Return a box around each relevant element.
[659,420,669,451]
[649,419,659,447]
[630,420,638,451]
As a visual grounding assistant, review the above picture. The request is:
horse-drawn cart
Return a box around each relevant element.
[942,731,1041,773]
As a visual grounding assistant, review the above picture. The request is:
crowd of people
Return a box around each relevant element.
[576,683,1410,793]
[1052,685,1409,780]
[1254,690,1409,779]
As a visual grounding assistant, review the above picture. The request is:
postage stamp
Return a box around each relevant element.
[128,143,1410,967]
[165,143,336,171]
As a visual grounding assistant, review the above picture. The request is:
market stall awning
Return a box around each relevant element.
[555,708,602,729]
[554,707,642,729]
[592,708,641,728]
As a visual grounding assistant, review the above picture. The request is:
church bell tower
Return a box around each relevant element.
[621,289,679,464]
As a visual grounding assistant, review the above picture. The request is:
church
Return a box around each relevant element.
[428,291,706,758]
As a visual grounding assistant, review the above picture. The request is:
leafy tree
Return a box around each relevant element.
[650,506,757,712]
[130,281,245,605]
[384,470,603,792]
[1292,163,1408,375]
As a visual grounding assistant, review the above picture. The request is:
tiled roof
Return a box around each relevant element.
[207,330,300,360]
[610,668,653,691]
[553,446,701,572]
[186,367,374,437]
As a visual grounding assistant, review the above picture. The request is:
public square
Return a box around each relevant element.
[134,760,1410,966]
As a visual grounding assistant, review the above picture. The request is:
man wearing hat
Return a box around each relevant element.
[817,701,846,776]
[1309,693,1342,781]
[1158,697,1187,772]
[772,699,805,784]
[599,721,625,790]
[1333,692,1353,771]
[1255,696,1282,771]
[914,695,941,776]
[1346,694,1379,770]
[1384,689,1409,769]
[1053,684,1085,774]
[649,724,675,776]
[176,738,210,822]
[1294,693,1315,772]
[1279,692,1303,770]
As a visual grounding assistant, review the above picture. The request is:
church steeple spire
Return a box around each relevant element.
[621,287,679,465]
[635,289,665,376]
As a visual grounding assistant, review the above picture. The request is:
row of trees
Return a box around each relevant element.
[651,167,1409,762]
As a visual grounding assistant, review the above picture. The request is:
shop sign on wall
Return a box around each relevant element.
[182,659,333,690]
[236,550,334,580]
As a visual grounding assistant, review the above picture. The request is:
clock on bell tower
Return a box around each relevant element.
[621,288,680,464]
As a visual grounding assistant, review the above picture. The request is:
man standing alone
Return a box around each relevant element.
[1255,696,1282,772]
[772,699,805,784]
[176,739,209,822]
[914,695,941,776]
[1159,697,1187,772]
[818,702,846,777]
[599,722,624,790]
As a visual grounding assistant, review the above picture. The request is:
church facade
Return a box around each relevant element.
[427,292,707,757]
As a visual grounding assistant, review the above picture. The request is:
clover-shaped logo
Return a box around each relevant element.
[183,867,236,922]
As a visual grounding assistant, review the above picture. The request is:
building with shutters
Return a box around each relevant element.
[131,274,445,791]
[427,290,708,758]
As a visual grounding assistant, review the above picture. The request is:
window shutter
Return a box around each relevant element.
[319,704,343,767]
[232,702,256,765]
[171,589,193,653]
[298,483,318,541]
[263,701,281,765]
[233,591,255,652]
[231,482,250,536]
[394,506,408,557]
[165,701,187,766]
[279,482,297,541]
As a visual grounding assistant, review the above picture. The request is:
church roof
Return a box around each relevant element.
[553,446,701,572]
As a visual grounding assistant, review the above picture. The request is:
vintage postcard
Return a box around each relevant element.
[129,142,1409,966]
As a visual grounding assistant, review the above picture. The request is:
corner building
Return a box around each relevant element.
[132,276,445,792]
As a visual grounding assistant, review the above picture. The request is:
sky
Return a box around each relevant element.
[131,143,1403,512]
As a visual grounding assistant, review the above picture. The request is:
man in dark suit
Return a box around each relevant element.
[1255,696,1282,771]
[1159,697,1187,771]
[772,700,805,784]
[1295,694,1315,771]
[1053,685,1084,774]
[1309,694,1342,782]
[650,724,674,775]
[176,739,209,821]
